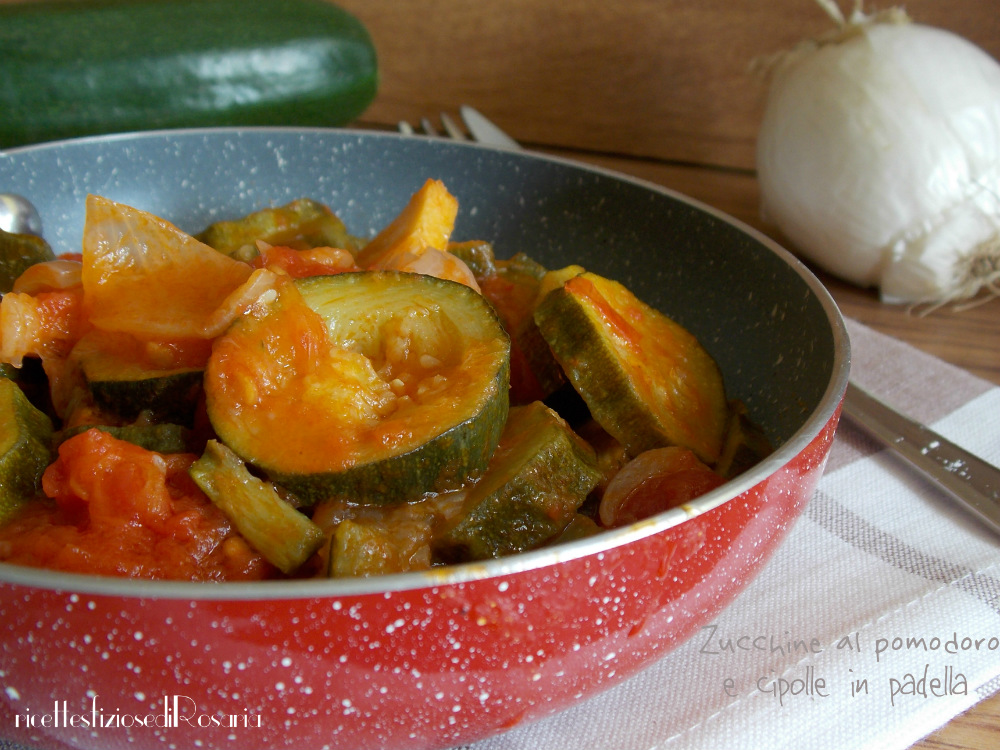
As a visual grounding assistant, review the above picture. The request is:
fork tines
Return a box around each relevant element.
[398,112,469,140]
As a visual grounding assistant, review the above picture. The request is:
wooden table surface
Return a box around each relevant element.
[333,1,1000,746]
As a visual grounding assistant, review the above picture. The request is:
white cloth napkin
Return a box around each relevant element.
[462,318,1000,750]
[2,319,998,750]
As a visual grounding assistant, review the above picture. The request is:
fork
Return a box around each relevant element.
[398,106,521,149]
[402,104,1000,537]
[398,112,469,140]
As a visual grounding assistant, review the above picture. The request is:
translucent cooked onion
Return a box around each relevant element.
[598,447,724,528]
[11,259,82,295]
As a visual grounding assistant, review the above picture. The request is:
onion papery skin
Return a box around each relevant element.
[756,21,1000,303]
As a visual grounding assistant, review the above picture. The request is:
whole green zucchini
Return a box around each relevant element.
[0,0,378,148]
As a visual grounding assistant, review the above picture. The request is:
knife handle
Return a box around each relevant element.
[842,382,1000,536]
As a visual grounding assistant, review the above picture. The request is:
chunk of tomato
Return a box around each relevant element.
[0,429,274,581]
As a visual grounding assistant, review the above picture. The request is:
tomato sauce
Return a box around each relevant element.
[0,429,275,581]
[251,244,357,278]
[0,288,88,365]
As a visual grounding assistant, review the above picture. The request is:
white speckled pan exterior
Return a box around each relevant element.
[0,129,849,750]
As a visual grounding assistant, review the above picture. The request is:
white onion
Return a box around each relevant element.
[756,4,1000,306]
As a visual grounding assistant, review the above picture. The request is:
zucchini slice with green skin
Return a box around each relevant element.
[534,270,729,465]
[433,401,602,563]
[71,330,206,426]
[196,198,363,258]
[205,271,510,506]
[1,228,55,293]
[58,422,191,454]
[0,0,378,148]
[328,516,435,578]
[80,356,203,428]
[85,369,203,427]
[448,240,497,279]
[189,440,325,575]
[0,378,54,522]
[316,491,466,577]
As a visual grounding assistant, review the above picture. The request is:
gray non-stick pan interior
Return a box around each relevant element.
[0,127,843,448]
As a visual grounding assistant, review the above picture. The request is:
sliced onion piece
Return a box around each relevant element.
[599,446,725,528]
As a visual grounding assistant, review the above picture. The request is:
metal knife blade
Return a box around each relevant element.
[843,382,1000,536]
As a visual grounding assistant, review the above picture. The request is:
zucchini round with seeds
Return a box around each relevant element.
[205,272,510,505]
[534,270,729,465]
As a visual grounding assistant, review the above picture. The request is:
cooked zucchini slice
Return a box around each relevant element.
[433,401,602,562]
[448,239,497,278]
[316,491,466,577]
[0,378,54,521]
[205,271,510,506]
[189,440,324,575]
[195,198,362,258]
[534,270,729,465]
[328,516,434,578]
[86,369,202,426]
[58,422,191,454]
[77,348,202,427]
[1,227,55,293]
